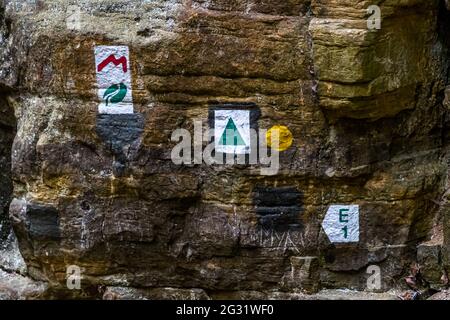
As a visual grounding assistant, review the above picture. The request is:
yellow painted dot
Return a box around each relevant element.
[266,125,293,151]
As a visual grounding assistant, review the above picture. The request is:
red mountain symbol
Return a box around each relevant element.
[97,54,128,73]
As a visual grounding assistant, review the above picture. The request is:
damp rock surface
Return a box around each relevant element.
[0,0,450,299]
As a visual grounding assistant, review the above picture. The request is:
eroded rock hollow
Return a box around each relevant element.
[1,0,450,299]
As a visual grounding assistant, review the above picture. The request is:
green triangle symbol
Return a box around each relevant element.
[219,118,246,146]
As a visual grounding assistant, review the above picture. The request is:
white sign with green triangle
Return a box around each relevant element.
[215,110,251,154]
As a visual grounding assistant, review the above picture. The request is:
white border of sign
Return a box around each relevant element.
[94,46,134,114]
[214,110,251,154]
[322,205,359,243]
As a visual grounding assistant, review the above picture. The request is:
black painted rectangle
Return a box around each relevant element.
[26,203,60,239]
[253,186,303,231]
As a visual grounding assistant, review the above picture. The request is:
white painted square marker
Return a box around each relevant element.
[214,110,251,154]
[94,46,134,114]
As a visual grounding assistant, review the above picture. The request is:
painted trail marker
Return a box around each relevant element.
[214,110,251,154]
[94,46,133,114]
[322,205,359,243]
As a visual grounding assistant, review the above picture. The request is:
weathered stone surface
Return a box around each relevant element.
[417,243,445,290]
[281,256,320,294]
[310,0,447,120]
[428,290,450,300]
[0,0,449,300]
[210,288,399,300]
[0,269,47,300]
[102,286,210,300]
[0,231,26,274]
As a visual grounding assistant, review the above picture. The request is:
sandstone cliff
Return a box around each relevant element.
[0,0,450,300]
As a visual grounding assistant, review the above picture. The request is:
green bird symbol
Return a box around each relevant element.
[103,83,127,106]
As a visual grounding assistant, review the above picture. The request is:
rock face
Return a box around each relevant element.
[0,0,450,299]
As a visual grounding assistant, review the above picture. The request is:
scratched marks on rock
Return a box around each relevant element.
[256,227,305,253]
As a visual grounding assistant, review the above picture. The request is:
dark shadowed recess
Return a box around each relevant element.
[0,90,16,242]
[439,0,450,85]
[0,3,16,242]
